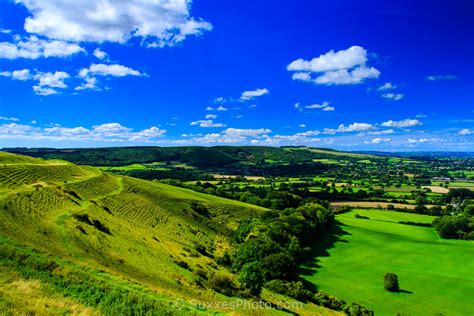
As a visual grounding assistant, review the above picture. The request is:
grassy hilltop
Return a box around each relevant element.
[0,151,340,315]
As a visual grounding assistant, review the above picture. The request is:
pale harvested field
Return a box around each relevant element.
[422,186,449,193]
[331,201,439,210]
[212,174,265,181]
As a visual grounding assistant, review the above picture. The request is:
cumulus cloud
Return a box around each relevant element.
[0,122,166,143]
[0,69,31,80]
[425,74,457,81]
[1,69,70,95]
[324,122,375,134]
[377,82,396,91]
[79,64,143,78]
[381,93,404,100]
[32,71,70,95]
[287,46,380,85]
[0,116,20,122]
[364,138,391,144]
[76,63,143,91]
[190,120,225,128]
[240,88,269,101]
[0,35,84,59]
[407,138,429,143]
[15,0,212,47]
[295,101,335,112]
[93,48,109,60]
[183,128,272,144]
[381,118,421,128]
[205,114,218,119]
[458,128,472,136]
[217,106,228,111]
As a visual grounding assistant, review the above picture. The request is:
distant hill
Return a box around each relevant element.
[354,151,474,158]
[2,146,381,168]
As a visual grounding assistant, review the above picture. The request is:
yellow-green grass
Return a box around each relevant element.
[312,159,342,165]
[301,209,474,315]
[0,266,99,315]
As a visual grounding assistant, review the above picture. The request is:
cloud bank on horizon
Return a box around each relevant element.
[0,0,473,151]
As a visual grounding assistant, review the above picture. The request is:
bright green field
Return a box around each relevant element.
[302,209,474,315]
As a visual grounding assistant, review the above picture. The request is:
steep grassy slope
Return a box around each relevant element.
[0,152,337,315]
[302,209,474,315]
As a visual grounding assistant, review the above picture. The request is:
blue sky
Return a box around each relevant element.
[0,0,473,151]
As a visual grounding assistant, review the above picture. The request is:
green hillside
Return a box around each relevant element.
[0,152,338,315]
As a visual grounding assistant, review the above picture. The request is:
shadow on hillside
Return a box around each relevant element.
[398,289,413,294]
[299,220,351,279]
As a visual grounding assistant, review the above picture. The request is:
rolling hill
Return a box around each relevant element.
[0,152,338,315]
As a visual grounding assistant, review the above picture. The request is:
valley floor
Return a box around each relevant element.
[301,209,474,315]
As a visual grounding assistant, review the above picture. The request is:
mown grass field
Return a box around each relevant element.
[301,209,474,315]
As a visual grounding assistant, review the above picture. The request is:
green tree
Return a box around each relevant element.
[239,262,263,296]
[384,272,399,292]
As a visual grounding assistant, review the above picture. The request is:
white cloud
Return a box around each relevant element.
[206,106,214,111]
[295,101,335,112]
[291,72,311,82]
[0,69,31,80]
[288,46,367,72]
[75,76,99,91]
[381,118,421,128]
[458,128,472,136]
[93,48,109,60]
[313,66,380,85]
[249,104,257,109]
[15,0,212,47]
[377,82,396,91]
[381,93,404,100]
[205,114,217,119]
[322,106,335,111]
[33,85,58,96]
[305,102,330,109]
[79,63,143,78]
[190,120,225,128]
[35,71,69,88]
[407,138,429,143]
[217,106,228,111]
[425,75,457,81]
[0,116,20,122]
[364,138,391,144]
[2,68,71,95]
[299,124,306,128]
[0,121,166,143]
[287,46,380,85]
[240,88,269,101]
[76,63,143,91]
[0,28,12,34]
[324,122,375,134]
[214,97,225,103]
[184,127,272,144]
[368,129,394,135]
[0,35,84,59]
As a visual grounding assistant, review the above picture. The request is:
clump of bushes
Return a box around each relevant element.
[190,201,210,218]
[433,215,473,239]
[354,214,370,219]
[399,221,431,227]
